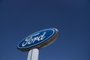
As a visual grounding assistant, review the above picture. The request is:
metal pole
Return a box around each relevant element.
[27,48,39,60]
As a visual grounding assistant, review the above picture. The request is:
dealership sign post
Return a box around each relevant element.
[17,28,59,60]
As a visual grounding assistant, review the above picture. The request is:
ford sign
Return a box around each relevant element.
[17,28,59,51]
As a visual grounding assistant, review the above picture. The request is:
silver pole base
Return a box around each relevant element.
[27,48,39,60]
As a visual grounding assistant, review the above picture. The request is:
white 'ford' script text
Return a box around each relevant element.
[22,32,46,47]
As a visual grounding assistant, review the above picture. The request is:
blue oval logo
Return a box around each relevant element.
[17,28,59,51]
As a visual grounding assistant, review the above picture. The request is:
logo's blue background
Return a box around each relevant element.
[0,0,90,60]
[18,29,56,48]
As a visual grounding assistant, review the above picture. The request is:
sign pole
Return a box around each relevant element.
[27,48,39,60]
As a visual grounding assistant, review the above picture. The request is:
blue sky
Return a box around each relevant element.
[0,0,90,60]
